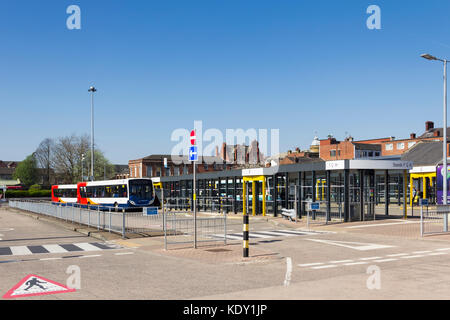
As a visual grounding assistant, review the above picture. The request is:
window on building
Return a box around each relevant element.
[375,152,380,156]
[165,167,171,176]
[184,165,188,175]
[204,163,208,170]
[385,144,393,151]
[397,142,405,150]
[330,150,336,157]
[146,165,152,177]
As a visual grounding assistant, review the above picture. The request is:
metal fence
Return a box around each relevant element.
[8,199,230,249]
[421,206,450,236]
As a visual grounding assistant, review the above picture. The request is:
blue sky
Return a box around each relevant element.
[1,0,450,164]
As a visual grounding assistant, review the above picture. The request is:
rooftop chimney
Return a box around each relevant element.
[410,133,416,139]
[426,121,434,131]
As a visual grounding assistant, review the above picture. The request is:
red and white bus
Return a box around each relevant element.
[77,178,156,210]
[51,184,78,204]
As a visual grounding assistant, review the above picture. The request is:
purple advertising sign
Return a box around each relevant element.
[436,165,450,204]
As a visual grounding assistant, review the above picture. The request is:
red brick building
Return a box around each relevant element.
[128,154,226,178]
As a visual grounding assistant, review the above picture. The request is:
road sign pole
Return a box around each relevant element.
[193,160,197,249]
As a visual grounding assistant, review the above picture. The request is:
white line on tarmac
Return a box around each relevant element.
[311,265,338,269]
[115,252,134,256]
[343,261,368,266]
[345,221,416,229]
[435,248,450,251]
[413,251,433,254]
[80,254,102,258]
[329,260,354,264]
[359,257,382,261]
[373,258,398,263]
[10,246,32,256]
[401,255,425,259]
[40,257,62,261]
[428,252,448,256]
[386,253,409,257]
[298,262,324,267]
[284,257,292,287]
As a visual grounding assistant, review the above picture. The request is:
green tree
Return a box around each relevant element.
[13,155,38,187]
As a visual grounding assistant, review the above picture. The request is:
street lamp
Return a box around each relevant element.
[88,86,97,181]
[421,53,448,231]
[81,153,85,182]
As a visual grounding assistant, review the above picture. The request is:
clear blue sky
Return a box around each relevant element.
[1,0,450,164]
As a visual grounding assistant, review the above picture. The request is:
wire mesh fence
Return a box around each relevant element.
[8,199,230,249]
[421,206,450,236]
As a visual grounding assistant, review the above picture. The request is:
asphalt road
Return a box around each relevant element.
[1,205,450,300]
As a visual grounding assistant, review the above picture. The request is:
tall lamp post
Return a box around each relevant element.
[88,86,97,181]
[81,153,85,182]
[421,53,448,231]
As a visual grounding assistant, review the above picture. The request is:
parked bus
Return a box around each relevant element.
[51,184,78,204]
[76,178,157,210]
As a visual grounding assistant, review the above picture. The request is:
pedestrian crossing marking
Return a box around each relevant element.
[0,242,118,256]
[2,274,75,299]
[210,229,321,240]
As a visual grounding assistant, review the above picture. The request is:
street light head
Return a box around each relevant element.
[421,53,438,61]
[88,86,97,92]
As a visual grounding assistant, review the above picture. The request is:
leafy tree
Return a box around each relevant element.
[13,155,38,187]
[34,138,54,186]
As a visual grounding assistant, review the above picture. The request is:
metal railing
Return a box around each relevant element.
[421,206,450,236]
[8,199,230,249]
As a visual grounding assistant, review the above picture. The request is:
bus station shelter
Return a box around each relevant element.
[157,158,413,222]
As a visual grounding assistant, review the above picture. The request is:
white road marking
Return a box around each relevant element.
[42,244,68,254]
[413,251,432,254]
[329,259,354,264]
[298,262,324,267]
[343,261,368,266]
[311,265,338,269]
[428,252,448,256]
[115,252,134,256]
[401,255,425,259]
[10,246,32,256]
[345,221,416,229]
[386,253,409,257]
[305,239,394,251]
[284,257,292,287]
[435,248,450,251]
[359,257,382,261]
[373,258,398,263]
[224,235,244,240]
[40,257,62,261]
[80,254,102,258]
[74,243,102,252]
[253,231,296,237]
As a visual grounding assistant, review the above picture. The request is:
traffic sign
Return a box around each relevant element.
[190,130,196,146]
[2,274,76,299]
[143,207,158,216]
[189,146,198,162]
[309,202,320,211]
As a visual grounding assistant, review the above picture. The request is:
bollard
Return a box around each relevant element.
[224,209,227,246]
[122,208,126,239]
[243,214,249,257]
[97,206,100,231]
[109,208,111,233]
[420,205,423,237]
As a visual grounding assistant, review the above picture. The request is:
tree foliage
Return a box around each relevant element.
[13,154,38,187]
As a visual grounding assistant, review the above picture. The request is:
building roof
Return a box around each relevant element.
[419,127,450,139]
[401,141,443,166]
[132,154,223,164]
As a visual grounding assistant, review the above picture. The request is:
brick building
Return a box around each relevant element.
[215,140,263,167]
[128,154,226,178]
[380,121,446,156]
[319,136,383,161]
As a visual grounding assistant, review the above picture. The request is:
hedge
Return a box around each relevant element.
[1,190,52,198]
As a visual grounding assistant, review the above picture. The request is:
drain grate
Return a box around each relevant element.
[205,248,232,253]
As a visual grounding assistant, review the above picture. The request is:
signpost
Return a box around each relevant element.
[190,130,198,249]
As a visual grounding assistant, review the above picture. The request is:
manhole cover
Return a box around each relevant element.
[205,248,232,253]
